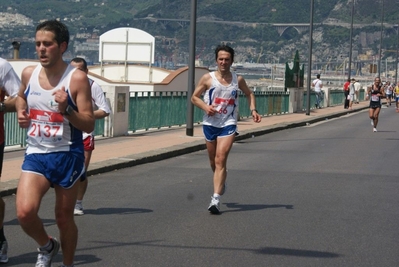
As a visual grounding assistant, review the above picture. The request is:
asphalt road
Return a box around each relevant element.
[3,107,399,267]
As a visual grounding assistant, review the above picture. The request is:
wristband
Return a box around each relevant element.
[251,109,258,114]
[62,105,74,116]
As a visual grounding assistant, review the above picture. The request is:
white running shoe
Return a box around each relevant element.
[208,196,220,214]
[36,237,60,267]
[0,240,8,263]
[373,128,377,132]
[74,203,84,216]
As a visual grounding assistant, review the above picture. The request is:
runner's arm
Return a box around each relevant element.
[15,66,34,128]
[191,73,216,116]
[62,70,94,133]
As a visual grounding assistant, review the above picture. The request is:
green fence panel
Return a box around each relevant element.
[4,112,27,147]
[129,91,193,132]
[238,91,289,118]
[93,118,104,136]
[5,90,302,147]
[329,90,345,106]
[359,89,365,101]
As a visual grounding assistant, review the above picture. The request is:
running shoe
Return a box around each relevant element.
[74,203,84,216]
[373,128,377,132]
[208,196,220,214]
[36,237,60,267]
[0,240,8,263]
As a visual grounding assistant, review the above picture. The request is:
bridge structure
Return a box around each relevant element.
[134,17,398,37]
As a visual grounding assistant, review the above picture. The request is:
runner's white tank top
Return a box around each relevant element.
[24,64,83,154]
[202,71,239,128]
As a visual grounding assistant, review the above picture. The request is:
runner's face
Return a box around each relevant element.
[216,51,232,72]
[35,30,65,68]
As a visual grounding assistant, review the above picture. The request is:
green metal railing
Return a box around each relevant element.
[4,112,27,147]
[4,112,105,148]
[127,91,290,132]
[303,89,366,110]
[7,89,367,148]
[238,91,289,118]
[128,91,204,132]
[329,90,345,106]
[94,118,105,136]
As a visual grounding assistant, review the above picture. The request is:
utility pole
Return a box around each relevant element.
[306,0,314,116]
[378,0,384,78]
[186,0,197,136]
[348,0,354,80]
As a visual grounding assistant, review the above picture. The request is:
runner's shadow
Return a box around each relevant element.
[4,208,152,225]
[4,218,55,226]
[83,207,153,215]
[6,251,101,265]
[256,246,340,258]
[223,202,293,213]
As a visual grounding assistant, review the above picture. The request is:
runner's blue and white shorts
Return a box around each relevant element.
[21,152,85,189]
[203,125,237,142]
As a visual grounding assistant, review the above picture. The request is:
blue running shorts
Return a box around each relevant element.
[22,152,85,189]
[203,125,237,142]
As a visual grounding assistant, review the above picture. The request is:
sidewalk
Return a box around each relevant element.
[0,102,370,197]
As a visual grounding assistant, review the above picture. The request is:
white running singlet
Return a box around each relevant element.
[24,64,83,154]
[202,71,239,128]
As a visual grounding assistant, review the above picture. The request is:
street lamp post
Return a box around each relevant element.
[306,0,314,116]
[378,0,384,78]
[185,0,197,136]
[348,0,354,80]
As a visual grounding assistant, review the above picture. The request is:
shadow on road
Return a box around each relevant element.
[256,246,340,258]
[223,202,293,213]
[82,207,153,215]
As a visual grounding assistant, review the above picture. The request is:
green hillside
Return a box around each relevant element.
[0,0,396,65]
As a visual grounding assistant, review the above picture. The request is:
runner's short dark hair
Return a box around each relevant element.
[215,44,235,62]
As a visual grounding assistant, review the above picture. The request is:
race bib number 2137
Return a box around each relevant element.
[28,109,64,143]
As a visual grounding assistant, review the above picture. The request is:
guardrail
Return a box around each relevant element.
[127,91,290,133]
[4,113,106,149]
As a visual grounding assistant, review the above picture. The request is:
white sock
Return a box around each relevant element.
[213,193,220,199]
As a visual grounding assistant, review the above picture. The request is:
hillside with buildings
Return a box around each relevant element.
[0,0,397,80]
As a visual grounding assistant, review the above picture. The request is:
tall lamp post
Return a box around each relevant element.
[306,0,314,116]
[378,0,384,78]
[347,0,355,80]
[186,0,197,136]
